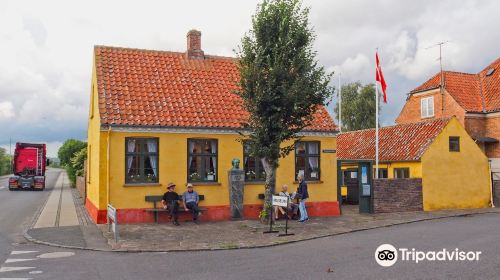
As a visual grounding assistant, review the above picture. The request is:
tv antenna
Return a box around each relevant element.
[426,41,450,113]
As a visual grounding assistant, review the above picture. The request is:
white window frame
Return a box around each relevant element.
[421,96,434,118]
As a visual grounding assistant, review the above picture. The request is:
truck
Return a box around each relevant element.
[9,143,47,191]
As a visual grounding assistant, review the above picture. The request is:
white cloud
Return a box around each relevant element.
[0,101,15,120]
[0,0,499,147]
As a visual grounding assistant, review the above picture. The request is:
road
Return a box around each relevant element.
[0,170,499,279]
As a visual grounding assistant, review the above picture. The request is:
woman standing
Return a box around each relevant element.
[297,175,309,222]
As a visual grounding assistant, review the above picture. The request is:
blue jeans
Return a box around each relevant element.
[299,199,308,220]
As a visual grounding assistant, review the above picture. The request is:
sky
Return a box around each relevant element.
[0,0,499,157]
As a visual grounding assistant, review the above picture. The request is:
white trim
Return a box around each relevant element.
[101,125,338,137]
[421,96,435,118]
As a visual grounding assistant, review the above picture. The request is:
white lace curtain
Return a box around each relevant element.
[308,142,319,175]
[127,139,136,174]
[147,139,157,177]
[188,141,195,170]
[210,141,217,173]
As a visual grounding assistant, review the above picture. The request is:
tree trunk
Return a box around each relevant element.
[261,157,277,222]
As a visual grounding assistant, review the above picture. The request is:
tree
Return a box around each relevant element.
[335,82,380,132]
[0,147,12,176]
[236,0,333,220]
[58,139,87,166]
[71,147,87,177]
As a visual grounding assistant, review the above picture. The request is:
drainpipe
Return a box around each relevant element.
[489,160,495,208]
[106,126,111,215]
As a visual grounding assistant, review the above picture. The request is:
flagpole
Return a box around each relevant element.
[375,52,379,179]
[338,72,342,133]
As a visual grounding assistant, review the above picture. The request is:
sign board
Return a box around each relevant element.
[272,195,288,207]
[107,204,119,242]
[322,149,336,153]
[362,184,371,196]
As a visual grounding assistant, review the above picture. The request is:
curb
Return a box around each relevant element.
[23,209,499,253]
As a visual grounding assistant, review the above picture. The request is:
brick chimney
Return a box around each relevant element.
[186,29,204,59]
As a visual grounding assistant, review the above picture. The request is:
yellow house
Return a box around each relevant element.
[337,117,492,212]
[85,30,340,224]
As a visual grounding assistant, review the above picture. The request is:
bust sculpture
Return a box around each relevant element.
[231,158,240,170]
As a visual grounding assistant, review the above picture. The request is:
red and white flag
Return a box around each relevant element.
[375,52,387,103]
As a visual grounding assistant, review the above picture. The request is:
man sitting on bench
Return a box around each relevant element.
[182,183,201,224]
[161,182,180,226]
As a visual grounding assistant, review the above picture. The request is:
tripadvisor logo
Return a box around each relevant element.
[375,244,482,267]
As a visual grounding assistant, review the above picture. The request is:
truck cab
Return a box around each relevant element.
[9,143,47,191]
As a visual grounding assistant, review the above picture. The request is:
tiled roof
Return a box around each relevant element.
[94,46,336,131]
[337,118,451,161]
[410,58,500,113]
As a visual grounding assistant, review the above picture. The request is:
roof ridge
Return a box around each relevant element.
[94,45,238,61]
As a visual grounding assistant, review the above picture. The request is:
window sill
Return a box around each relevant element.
[292,180,324,184]
[189,182,221,186]
[244,181,265,185]
[123,183,162,187]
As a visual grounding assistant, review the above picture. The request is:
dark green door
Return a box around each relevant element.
[358,162,373,213]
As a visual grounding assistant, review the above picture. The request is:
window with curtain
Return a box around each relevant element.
[295,141,320,181]
[373,168,388,179]
[125,138,159,184]
[187,139,218,182]
[243,141,266,181]
[394,168,410,179]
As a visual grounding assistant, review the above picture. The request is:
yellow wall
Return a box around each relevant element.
[86,59,101,207]
[100,132,337,210]
[421,118,491,210]
[340,162,422,179]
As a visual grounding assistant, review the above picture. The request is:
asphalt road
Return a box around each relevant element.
[0,170,499,279]
[0,168,62,251]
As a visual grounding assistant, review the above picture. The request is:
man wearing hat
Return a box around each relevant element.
[182,183,201,224]
[161,182,181,226]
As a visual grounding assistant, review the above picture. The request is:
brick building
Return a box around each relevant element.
[396,57,500,177]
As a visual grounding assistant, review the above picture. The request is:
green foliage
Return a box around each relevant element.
[58,139,87,186]
[58,139,86,166]
[236,0,333,214]
[335,82,380,132]
[71,147,87,177]
[0,148,12,176]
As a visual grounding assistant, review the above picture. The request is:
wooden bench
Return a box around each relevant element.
[145,195,207,223]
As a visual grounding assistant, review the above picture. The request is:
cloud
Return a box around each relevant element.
[0,101,15,120]
[0,0,499,150]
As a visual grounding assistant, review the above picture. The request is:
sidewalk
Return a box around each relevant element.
[25,172,109,250]
[25,184,500,252]
[100,206,500,252]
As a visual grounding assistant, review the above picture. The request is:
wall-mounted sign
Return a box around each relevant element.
[322,149,336,153]
[362,184,371,196]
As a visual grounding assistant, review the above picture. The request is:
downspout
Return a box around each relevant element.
[106,126,111,216]
[489,160,495,208]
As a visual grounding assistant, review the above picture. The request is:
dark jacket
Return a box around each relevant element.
[297,181,309,200]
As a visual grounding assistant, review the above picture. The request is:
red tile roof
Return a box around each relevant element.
[94,46,336,132]
[337,118,451,161]
[410,57,500,113]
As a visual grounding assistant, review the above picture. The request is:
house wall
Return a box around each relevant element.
[340,162,422,179]
[85,60,109,224]
[421,118,491,210]
[395,89,465,125]
[89,130,339,223]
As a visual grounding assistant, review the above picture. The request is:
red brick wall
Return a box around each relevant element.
[373,178,423,213]
[396,90,465,125]
[485,115,500,157]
